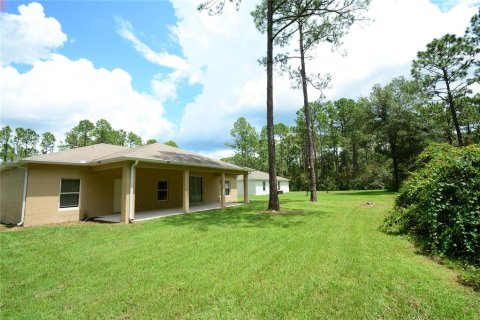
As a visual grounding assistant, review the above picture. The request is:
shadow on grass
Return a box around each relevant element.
[161,200,323,230]
[329,190,397,196]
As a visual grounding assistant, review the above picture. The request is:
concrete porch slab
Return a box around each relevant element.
[93,202,243,223]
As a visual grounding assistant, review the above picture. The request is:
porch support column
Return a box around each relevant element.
[129,161,138,222]
[243,172,249,204]
[220,172,226,208]
[183,170,189,213]
[120,163,132,224]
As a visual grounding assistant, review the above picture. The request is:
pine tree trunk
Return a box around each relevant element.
[444,106,454,144]
[267,0,279,211]
[352,142,358,178]
[443,69,463,146]
[390,133,400,190]
[298,21,317,202]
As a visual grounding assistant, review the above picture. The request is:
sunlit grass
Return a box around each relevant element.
[1,191,479,319]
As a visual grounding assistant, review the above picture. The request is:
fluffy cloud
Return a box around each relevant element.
[170,0,478,152]
[1,3,174,143]
[115,16,202,103]
[0,54,174,141]
[115,17,190,73]
[0,2,67,65]
[1,0,477,157]
[170,1,304,150]
[311,0,478,99]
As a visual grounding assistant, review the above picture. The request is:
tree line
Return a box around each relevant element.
[200,0,478,210]
[223,8,479,192]
[224,85,479,192]
[0,119,178,163]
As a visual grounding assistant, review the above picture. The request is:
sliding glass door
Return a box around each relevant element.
[189,176,203,203]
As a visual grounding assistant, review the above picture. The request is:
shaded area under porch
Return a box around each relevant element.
[93,202,243,223]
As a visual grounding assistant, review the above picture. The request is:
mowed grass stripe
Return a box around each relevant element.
[1,191,479,319]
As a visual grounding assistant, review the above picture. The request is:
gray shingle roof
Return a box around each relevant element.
[23,144,127,164]
[20,143,247,172]
[238,170,289,181]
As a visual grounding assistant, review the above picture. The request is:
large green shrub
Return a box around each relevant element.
[382,144,480,264]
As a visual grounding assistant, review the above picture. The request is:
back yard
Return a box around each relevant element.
[1,191,479,319]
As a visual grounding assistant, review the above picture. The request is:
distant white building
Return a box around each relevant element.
[237,170,290,196]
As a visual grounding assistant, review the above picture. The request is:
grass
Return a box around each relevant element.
[1,191,479,319]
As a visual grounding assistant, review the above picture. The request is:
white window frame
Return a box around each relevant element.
[225,180,231,196]
[157,179,168,201]
[59,178,81,210]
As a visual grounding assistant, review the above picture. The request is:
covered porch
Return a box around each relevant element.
[93,202,243,223]
[89,160,250,224]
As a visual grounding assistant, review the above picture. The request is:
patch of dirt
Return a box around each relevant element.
[0,223,19,232]
[360,202,377,208]
[1,220,105,231]
[258,209,306,215]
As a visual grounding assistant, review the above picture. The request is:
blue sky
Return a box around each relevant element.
[5,0,198,125]
[1,0,478,158]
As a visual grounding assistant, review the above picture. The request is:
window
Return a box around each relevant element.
[225,181,231,196]
[278,182,281,190]
[59,179,80,209]
[158,180,168,201]
[263,181,266,191]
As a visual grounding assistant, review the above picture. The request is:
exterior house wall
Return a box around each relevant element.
[238,179,289,196]
[21,164,122,227]
[189,172,237,203]
[255,181,269,195]
[237,180,259,196]
[228,175,238,202]
[8,163,240,227]
[255,181,289,194]
[196,171,219,203]
[191,172,238,203]
[87,168,122,217]
[0,167,25,224]
[224,175,238,203]
[24,164,90,227]
[279,181,289,193]
[135,169,238,211]
[135,168,184,211]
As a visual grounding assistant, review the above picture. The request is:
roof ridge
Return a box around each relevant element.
[126,142,158,156]
[93,143,172,162]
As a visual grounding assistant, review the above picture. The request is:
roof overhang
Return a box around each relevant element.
[10,157,250,174]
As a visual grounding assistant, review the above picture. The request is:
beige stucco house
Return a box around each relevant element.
[0,143,250,227]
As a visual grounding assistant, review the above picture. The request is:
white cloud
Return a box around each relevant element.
[170,0,300,150]
[1,0,477,159]
[0,3,174,144]
[115,17,190,73]
[0,2,67,65]
[314,0,479,99]
[170,0,478,154]
[115,16,203,104]
[0,54,174,142]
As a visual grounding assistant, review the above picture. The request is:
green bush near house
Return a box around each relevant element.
[382,143,480,264]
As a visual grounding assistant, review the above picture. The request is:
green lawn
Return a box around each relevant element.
[1,191,479,319]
